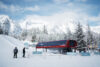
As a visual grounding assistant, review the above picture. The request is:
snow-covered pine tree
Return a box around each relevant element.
[2,20,10,35]
[97,34,100,48]
[39,25,48,42]
[43,25,48,34]
[67,28,73,40]
[75,23,86,51]
[94,36,98,47]
[0,24,3,34]
[86,24,94,48]
[21,29,27,40]
[32,34,36,42]
[64,27,73,40]
[31,28,40,42]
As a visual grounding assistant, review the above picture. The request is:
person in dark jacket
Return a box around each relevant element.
[23,47,26,58]
[13,47,18,58]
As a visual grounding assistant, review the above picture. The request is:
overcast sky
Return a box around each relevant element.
[0,0,100,26]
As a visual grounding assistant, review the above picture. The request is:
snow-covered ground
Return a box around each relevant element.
[0,35,100,67]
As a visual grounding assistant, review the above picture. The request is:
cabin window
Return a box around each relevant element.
[69,40,75,46]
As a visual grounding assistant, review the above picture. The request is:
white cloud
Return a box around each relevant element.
[21,11,100,28]
[67,2,74,6]
[0,1,40,13]
[25,5,40,12]
[24,0,39,2]
[89,15,100,22]
[9,5,21,12]
[81,0,87,2]
[53,0,87,4]
[53,0,70,3]
[91,26,100,33]
[21,11,88,26]
[73,0,87,2]
[19,11,100,33]
[0,1,8,9]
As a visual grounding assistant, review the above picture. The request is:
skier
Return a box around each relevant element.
[13,47,18,58]
[23,47,26,58]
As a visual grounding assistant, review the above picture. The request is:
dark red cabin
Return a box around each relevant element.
[36,40,77,49]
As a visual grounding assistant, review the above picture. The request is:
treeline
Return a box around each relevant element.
[20,23,100,48]
[1,22,100,49]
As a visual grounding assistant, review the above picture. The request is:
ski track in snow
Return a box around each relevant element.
[0,35,100,67]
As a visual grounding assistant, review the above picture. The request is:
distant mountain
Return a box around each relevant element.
[0,15,11,34]
[19,16,100,34]
[0,15,22,35]
[19,16,78,34]
[0,15,100,35]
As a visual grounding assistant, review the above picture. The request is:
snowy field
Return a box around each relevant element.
[0,35,100,67]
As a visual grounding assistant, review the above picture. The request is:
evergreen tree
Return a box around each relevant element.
[86,24,94,48]
[97,34,100,47]
[31,28,41,42]
[32,34,36,42]
[67,28,73,40]
[39,25,48,42]
[0,24,3,34]
[75,23,86,50]
[21,30,27,40]
[43,25,48,34]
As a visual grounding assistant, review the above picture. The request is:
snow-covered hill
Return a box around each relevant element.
[0,35,24,48]
[0,35,100,67]
[0,35,24,67]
